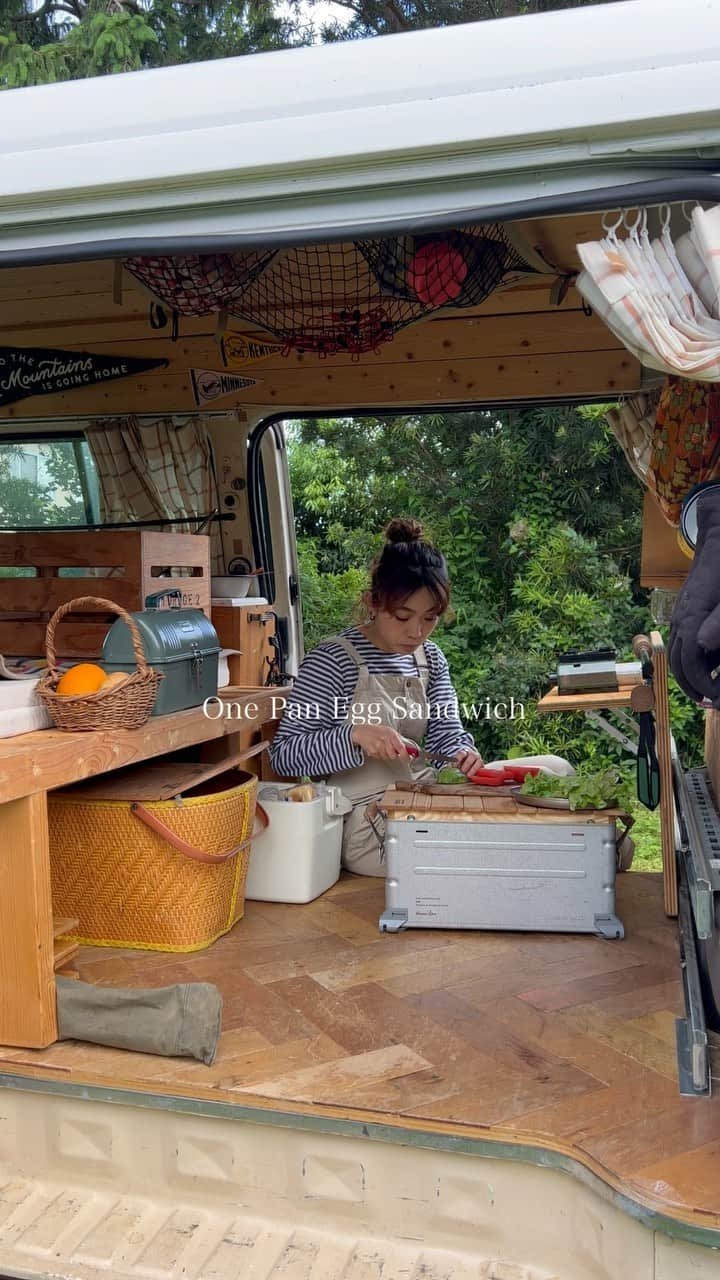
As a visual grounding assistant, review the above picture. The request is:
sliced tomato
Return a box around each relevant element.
[502,765,541,783]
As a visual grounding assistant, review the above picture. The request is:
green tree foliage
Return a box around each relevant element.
[296,539,366,647]
[0,0,302,88]
[288,406,704,769]
[1,0,618,89]
[312,0,621,43]
[0,441,87,526]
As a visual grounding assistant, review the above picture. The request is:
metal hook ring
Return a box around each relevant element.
[601,209,624,236]
[682,201,697,224]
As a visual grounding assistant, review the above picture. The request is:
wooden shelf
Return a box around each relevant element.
[0,691,289,1048]
[212,606,277,687]
[0,687,290,807]
[53,916,80,972]
[539,636,677,917]
[53,916,79,939]
[53,937,79,970]
[537,685,637,713]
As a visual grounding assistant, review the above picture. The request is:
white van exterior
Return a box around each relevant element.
[2,0,720,258]
[1,6,720,1277]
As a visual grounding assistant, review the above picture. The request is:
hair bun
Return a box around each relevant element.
[384,517,424,545]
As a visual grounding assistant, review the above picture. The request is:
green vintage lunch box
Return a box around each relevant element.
[102,590,220,716]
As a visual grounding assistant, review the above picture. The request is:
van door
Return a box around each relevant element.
[247,417,303,678]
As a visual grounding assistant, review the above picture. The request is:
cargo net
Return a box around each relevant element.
[235,226,533,356]
[359,226,528,310]
[123,250,277,317]
[124,225,534,356]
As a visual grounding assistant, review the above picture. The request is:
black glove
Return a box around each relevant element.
[669,483,720,705]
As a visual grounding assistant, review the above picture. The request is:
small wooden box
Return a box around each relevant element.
[0,530,211,657]
[212,603,276,687]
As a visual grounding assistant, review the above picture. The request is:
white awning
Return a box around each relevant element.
[2,0,720,260]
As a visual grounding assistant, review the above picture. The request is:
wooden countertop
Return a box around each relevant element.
[0,686,290,805]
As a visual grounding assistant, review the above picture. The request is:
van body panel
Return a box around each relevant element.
[0,1084,715,1280]
[2,0,720,255]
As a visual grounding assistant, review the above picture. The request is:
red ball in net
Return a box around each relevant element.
[406,240,468,306]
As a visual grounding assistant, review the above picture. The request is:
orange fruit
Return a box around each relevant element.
[56,663,107,697]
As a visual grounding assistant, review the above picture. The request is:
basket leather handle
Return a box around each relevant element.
[130,801,269,864]
[45,596,150,677]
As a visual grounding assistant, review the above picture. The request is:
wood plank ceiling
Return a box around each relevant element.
[0,213,640,421]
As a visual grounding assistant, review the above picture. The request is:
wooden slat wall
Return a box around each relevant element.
[0,248,641,418]
[0,308,630,365]
[640,492,690,589]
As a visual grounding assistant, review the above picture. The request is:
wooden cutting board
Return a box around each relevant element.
[393,780,521,797]
[382,785,619,823]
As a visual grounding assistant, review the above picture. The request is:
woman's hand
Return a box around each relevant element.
[454,747,484,777]
[351,724,409,761]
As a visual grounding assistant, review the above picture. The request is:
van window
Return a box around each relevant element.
[0,436,100,528]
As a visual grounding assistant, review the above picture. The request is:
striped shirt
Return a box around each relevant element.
[269,627,475,778]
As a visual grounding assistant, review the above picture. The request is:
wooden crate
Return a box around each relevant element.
[0,531,211,657]
[212,604,276,687]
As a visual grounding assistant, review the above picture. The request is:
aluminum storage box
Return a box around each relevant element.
[379,813,622,938]
[102,603,220,716]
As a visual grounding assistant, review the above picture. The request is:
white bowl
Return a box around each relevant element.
[211,575,252,598]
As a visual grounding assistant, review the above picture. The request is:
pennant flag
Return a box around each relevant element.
[0,346,168,408]
[190,368,259,406]
[221,334,283,367]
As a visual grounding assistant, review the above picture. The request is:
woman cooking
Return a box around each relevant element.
[269,518,484,875]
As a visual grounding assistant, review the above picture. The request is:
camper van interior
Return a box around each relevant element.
[2,4,720,1274]
[0,204,717,1272]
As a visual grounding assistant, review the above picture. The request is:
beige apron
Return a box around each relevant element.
[328,635,433,877]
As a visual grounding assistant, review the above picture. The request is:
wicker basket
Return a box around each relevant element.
[48,769,267,952]
[37,596,162,731]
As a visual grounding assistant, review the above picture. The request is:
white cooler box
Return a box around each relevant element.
[246,783,351,903]
[379,813,623,939]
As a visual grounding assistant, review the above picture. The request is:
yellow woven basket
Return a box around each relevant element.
[48,769,265,953]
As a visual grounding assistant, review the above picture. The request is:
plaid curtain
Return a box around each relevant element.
[576,204,720,379]
[85,416,222,568]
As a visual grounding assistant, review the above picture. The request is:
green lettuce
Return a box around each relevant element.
[436,766,468,785]
[520,767,634,811]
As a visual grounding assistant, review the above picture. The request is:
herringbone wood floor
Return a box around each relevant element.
[3,871,719,1231]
